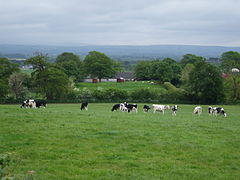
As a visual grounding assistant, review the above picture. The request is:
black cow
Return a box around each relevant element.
[81,102,88,110]
[35,99,47,108]
[111,104,120,111]
[143,105,151,112]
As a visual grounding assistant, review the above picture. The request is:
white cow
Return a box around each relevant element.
[152,104,169,114]
[193,106,202,115]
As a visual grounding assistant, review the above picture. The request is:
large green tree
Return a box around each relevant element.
[56,52,84,82]
[188,61,224,104]
[25,54,70,100]
[83,51,119,82]
[150,60,173,84]
[180,54,206,68]
[134,61,151,80]
[220,51,240,101]
[8,72,29,99]
[0,58,19,98]
[162,58,182,86]
[220,51,240,72]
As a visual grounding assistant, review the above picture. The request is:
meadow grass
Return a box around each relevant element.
[77,81,164,91]
[0,104,240,179]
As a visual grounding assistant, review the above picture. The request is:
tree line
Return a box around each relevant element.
[0,50,240,104]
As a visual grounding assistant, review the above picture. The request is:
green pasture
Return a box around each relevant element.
[0,104,240,179]
[77,81,164,91]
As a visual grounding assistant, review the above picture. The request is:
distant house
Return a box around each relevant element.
[83,72,135,83]
[115,72,135,81]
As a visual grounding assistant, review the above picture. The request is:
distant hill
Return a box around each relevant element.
[1,44,240,61]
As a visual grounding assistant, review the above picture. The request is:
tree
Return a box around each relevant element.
[8,72,29,99]
[56,52,85,82]
[180,54,205,68]
[180,63,195,86]
[220,51,240,101]
[25,54,70,100]
[162,58,182,86]
[83,51,120,82]
[0,58,19,98]
[220,51,240,72]
[188,61,224,104]
[0,58,19,79]
[150,60,173,84]
[134,61,151,80]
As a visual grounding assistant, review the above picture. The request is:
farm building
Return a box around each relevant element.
[83,72,135,83]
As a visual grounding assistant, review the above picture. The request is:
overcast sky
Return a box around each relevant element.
[1,0,240,46]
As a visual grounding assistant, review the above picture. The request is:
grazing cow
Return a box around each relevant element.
[120,103,128,112]
[209,106,227,117]
[208,106,213,115]
[111,104,120,111]
[193,106,202,115]
[125,103,138,113]
[152,104,169,114]
[28,99,36,108]
[171,105,178,116]
[21,99,36,108]
[143,105,151,112]
[21,100,28,108]
[35,99,47,108]
[80,102,88,110]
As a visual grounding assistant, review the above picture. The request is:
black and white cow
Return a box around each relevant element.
[21,99,47,108]
[171,105,178,116]
[21,99,36,108]
[111,104,120,111]
[126,103,138,113]
[21,100,28,108]
[80,102,88,110]
[120,102,138,113]
[143,105,151,112]
[193,106,202,115]
[209,106,227,117]
[208,106,213,115]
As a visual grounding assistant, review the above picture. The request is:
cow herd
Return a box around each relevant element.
[20,99,227,117]
[112,102,179,115]
[111,102,227,117]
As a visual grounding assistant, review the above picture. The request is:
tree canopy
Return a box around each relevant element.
[188,61,224,104]
[220,51,240,72]
[25,54,70,100]
[84,51,119,81]
[0,58,19,98]
[56,52,84,82]
[180,54,206,67]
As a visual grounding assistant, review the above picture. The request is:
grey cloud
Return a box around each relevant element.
[0,0,240,46]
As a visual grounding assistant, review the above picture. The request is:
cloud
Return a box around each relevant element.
[0,0,240,46]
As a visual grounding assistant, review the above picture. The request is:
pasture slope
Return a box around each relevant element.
[0,104,240,179]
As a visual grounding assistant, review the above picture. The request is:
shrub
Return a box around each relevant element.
[130,88,159,101]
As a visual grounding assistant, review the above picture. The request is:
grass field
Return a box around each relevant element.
[1,104,240,179]
[77,81,164,91]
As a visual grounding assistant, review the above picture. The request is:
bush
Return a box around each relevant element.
[102,88,129,101]
[130,88,160,101]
